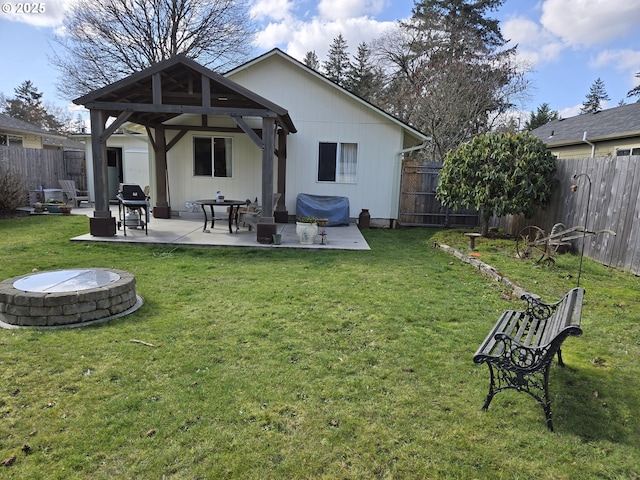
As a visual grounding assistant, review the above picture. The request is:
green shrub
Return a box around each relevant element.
[0,162,27,213]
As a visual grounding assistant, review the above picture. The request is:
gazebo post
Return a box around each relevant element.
[152,124,171,218]
[275,128,288,223]
[89,109,116,236]
[256,117,277,243]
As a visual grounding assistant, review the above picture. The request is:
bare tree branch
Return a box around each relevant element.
[50,0,255,99]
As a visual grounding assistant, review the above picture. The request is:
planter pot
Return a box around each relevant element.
[46,204,62,213]
[296,222,318,244]
[59,206,72,215]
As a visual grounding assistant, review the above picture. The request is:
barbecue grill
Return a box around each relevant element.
[116,184,150,235]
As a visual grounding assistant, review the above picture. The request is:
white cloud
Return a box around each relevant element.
[541,0,640,47]
[249,0,296,22]
[1,0,70,28]
[502,16,564,66]
[253,14,397,63]
[559,104,582,118]
[592,49,640,71]
[317,0,388,20]
[591,49,640,89]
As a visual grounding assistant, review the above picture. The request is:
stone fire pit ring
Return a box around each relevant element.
[0,268,143,328]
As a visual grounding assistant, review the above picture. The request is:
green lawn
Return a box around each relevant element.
[1,215,639,479]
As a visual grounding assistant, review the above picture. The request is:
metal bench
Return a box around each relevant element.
[473,287,584,431]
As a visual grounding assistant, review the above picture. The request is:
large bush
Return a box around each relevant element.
[0,163,27,213]
[436,132,556,234]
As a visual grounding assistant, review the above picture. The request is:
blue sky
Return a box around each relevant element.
[1,0,639,124]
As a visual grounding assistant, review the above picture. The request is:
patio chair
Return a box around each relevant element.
[59,179,92,207]
[242,193,281,231]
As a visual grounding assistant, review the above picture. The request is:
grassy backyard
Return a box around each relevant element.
[1,215,639,479]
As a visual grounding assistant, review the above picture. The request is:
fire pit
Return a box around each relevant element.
[0,268,142,328]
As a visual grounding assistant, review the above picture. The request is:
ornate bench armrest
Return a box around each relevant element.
[491,333,552,371]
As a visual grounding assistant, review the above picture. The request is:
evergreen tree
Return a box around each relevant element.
[2,81,63,132]
[376,0,527,162]
[303,51,320,70]
[524,103,559,130]
[626,71,640,101]
[345,42,381,101]
[322,34,350,86]
[580,77,610,114]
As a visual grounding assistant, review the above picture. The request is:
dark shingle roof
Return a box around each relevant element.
[0,113,66,139]
[531,101,640,146]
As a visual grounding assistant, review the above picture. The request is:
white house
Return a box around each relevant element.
[230,49,429,225]
[75,129,150,202]
[74,49,429,237]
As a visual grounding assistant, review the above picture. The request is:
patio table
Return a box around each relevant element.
[196,199,246,233]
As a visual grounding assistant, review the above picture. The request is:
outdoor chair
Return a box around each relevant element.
[59,179,92,207]
[242,193,281,230]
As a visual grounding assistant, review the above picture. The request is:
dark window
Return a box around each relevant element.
[194,137,213,176]
[318,142,337,181]
[317,142,357,183]
[194,137,232,177]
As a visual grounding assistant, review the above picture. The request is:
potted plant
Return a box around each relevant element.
[45,199,66,213]
[296,216,318,244]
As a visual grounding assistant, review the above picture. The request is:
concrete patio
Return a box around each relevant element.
[67,207,370,250]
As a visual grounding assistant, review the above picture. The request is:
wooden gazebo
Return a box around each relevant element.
[73,55,296,239]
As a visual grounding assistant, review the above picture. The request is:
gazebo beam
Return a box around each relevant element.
[84,101,276,118]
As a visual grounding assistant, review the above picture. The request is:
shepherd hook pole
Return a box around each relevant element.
[571,173,592,287]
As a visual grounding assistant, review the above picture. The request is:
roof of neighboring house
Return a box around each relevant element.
[531,101,640,147]
[73,54,297,134]
[226,48,431,145]
[0,112,66,139]
[43,136,85,150]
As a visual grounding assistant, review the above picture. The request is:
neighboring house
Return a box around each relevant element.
[74,126,150,202]
[531,102,640,159]
[0,113,86,199]
[0,112,72,150]
[74,50,429,236]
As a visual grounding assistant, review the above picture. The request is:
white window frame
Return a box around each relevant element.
[317,141,358,184]
[0,134,23,147]
[193,136,233,178]
[616,146,640,156]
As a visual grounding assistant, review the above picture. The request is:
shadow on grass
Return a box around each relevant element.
[554,366,638,442]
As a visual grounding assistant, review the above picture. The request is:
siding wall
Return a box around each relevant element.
[227,54,407,221]
[490,156,640,276]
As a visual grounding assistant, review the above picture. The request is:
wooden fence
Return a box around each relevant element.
[0,146,87,195]
[490,156,640,276]
[399,161,479,228]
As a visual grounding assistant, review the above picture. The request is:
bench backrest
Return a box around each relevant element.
[520,287,583,348]
[474,287,584,362]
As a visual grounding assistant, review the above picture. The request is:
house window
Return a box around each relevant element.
[193,137,232,177]
[318,142,357,183]
[616,147,640,156]
[0,134,23,147]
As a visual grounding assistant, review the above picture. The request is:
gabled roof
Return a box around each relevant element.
[531,102,640,147]
[0,113,66,139]
[73,55,296,133]
[226,48,430,144]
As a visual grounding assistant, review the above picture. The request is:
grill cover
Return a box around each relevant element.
[296,193,349,226]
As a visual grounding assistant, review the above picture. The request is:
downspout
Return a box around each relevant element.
[582,132,595,158]
[398,141,429,156]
